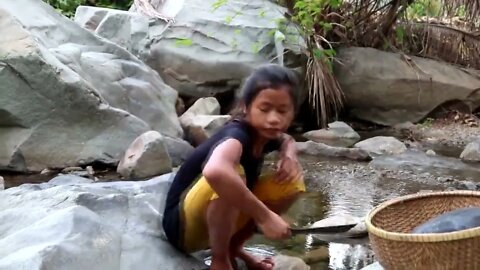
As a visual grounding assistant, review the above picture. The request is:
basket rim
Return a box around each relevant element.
[366,190,480,242]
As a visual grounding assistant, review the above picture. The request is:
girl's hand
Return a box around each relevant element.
[275,154,303,183]
[256,210,291,240]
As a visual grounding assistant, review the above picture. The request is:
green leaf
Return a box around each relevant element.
[224,15,233,24]
[175,38,193,47]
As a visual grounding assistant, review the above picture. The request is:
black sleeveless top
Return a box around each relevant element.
[164,119,282,212]
[162,120,282,251]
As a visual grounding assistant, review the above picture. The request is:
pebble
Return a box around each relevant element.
[40,168,56,175]
[426,149,436,156]
[0,176,4,190]
[61,167,83,173]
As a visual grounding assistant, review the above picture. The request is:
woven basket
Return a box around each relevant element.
[365,190,480,270]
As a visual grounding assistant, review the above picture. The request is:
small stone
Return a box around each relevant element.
[460,141,480,162]
[426,149,436,156]
[354,136,407,155]
[86,166,95,176]
[61,167,84,173]
[0,176,4,190]
[40,168,56,175]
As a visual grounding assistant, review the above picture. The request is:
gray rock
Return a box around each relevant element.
[297,141,371,161]
[117,131,172,179]
[74,6,150,58]
[460,140,480,162]
[303,121,360,147]
[182,97,221,117]
[48,175,95,185]
[354,137,407,155]
[75,2,306,99]
[180,114,231,146]
[0,176,4,190]
[426,149,437,156]
[163,136,194,167]
[0,0,182,172]
[0,173,206,270]
[335,47,480,126]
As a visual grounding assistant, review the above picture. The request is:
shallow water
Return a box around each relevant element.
[247,152,480,270]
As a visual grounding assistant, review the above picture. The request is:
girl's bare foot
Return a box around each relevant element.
[234,249,275,270]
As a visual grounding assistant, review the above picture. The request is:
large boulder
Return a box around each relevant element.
[0,174,207,270]
[335,47,480,126]
[74,2,306,99]
[0,0,182,172]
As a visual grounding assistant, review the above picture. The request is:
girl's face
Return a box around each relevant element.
[244,88,295,140]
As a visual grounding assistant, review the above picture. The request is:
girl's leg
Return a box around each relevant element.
[229,192,301,270]
[206,197,240,270]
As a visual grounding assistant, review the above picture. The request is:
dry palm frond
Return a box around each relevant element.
[305,37,344,128]
[401,22,480,69]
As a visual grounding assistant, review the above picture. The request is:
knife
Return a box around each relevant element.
[290,223,357,235]
[255,223,357,236]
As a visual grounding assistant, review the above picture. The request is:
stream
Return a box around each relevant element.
[246,147,480,270]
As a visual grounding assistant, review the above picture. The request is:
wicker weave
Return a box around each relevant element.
[365,190,480,270]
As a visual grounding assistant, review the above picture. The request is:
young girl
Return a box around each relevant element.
[162,64,305,270]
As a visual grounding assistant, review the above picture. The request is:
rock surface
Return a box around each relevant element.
[75,2,306,99]
[117,131,172,179]
[0,0,182,172]
[296,141,371,161]
[182,97,221,116]
[0,176,4,190]
[354,137,407,155]
[163,136,194,167]
[460,140,480,162]
[335,47,480,126]
[303,121,361,147]
[0,174,207,270]
[181,115,232,146]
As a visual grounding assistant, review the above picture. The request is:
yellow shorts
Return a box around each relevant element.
[177,167,305,253]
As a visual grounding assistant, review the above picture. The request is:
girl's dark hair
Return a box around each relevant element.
[231,64,299,119]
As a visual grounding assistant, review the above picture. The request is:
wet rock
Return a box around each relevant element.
[182,97,221,117]
[300,247,329,265]
[354,136,407,155]
[117,131,172,179]
[0,174,206,270]
[273,255,310,270]
[310,215,368,244]
[0,0,182,173]
[426,149,437,156]
[180,115,231,146]
[75,1,306,99]
[335,47,480,126]
[162,136,194,167]
[303,121,360,147]
[297,141,371,161]
[460,140,480,162]
[361,262,384,270]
